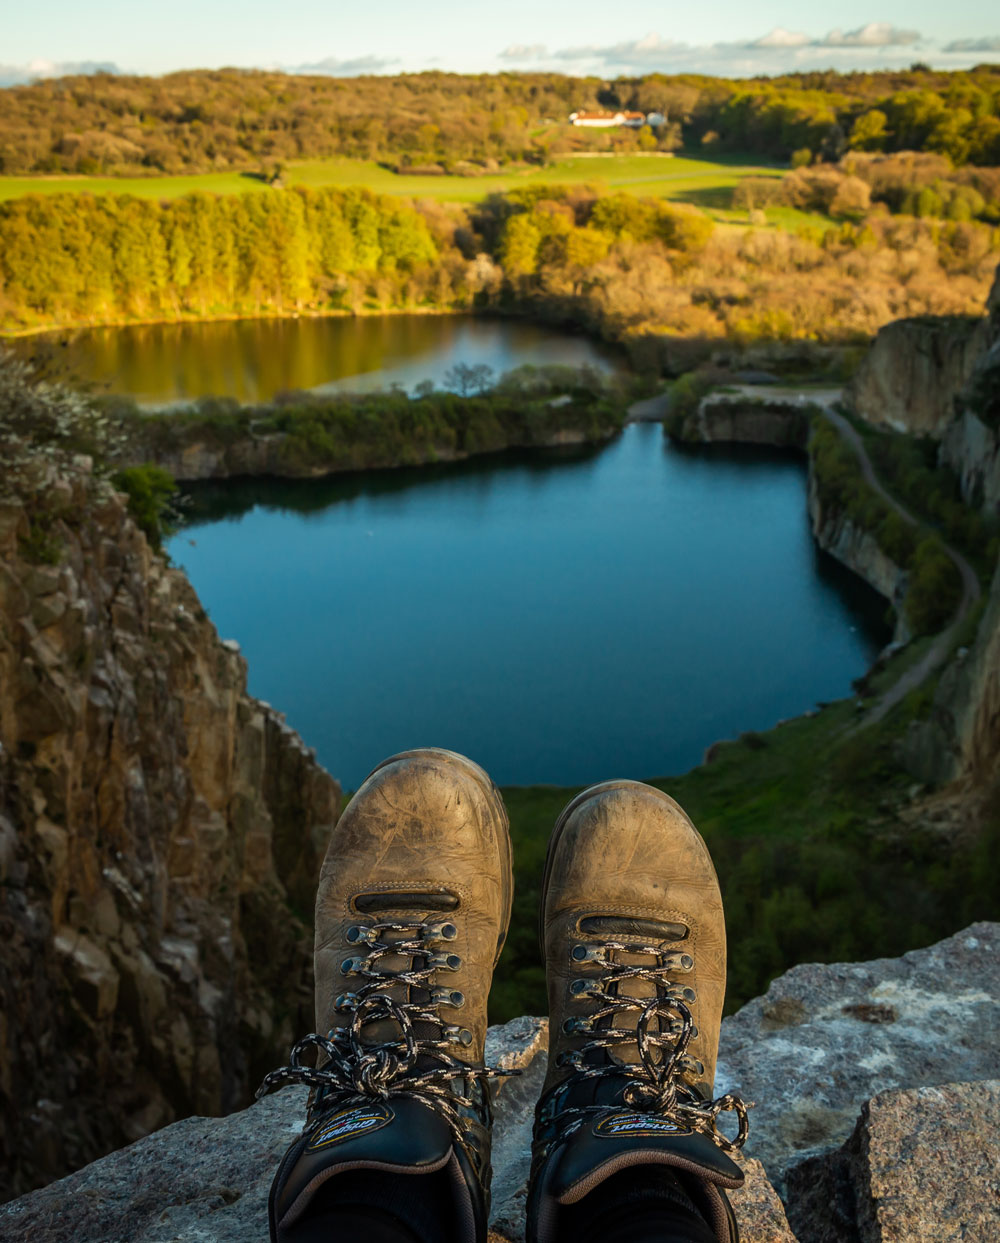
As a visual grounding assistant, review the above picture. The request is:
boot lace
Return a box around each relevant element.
[256,918,516,1168]
[537,937,750,1156]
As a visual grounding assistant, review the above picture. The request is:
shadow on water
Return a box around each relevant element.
[667,437,893,647]
[178,440,610,524]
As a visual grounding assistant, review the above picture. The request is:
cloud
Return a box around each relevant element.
[284,54,399,76]
[752,29,810,49]
[942,36,1000,53]
[523,24,939,77]
[499,44,547,62]
[813,22,920,48]
[0,59,120,87]
[553,33,692,67]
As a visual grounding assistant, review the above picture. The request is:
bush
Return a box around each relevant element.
[905,537,963,634]
[111,464,178,550]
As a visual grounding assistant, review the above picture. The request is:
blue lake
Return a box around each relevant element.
[168,423,889,789]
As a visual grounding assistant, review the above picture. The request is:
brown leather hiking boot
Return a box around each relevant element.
[527,781,749,1243]
[258,748,513,1243]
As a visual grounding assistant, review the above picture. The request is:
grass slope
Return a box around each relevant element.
[0,153,781,206]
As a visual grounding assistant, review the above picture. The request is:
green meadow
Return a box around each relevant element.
[0,152,782,207]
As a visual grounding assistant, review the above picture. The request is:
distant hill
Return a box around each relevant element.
[1,65,999,176]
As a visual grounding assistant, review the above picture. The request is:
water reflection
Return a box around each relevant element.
[15,315,620,405]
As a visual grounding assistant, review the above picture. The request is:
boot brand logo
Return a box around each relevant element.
[594,1112,691,1139]
[307,1103,395,1150]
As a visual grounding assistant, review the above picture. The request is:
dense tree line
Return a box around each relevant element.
[2,182,996,347]
[2,66,1000,177]
[0,187,441,322]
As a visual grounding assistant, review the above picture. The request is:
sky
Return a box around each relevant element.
[2,0,999,86]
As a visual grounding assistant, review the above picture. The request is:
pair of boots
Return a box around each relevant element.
[258,749,750,1243]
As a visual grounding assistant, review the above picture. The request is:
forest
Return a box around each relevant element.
[1,180,996,353]
[1,64,1000,175]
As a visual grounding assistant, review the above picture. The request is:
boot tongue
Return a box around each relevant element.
[547,1105,744,1205]
[273,1096,455,1232]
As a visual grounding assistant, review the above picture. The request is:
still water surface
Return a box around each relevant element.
[168,424,889,789]
[24,315,619,405]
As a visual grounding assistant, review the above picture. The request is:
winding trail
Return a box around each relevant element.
[633,384,983,728]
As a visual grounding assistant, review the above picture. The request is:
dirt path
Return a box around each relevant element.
[660,384,982,727]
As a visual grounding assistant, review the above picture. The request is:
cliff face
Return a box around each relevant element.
[806,472,909,644]
[846,314,985,438]
[939,265,1000,515]
[0,456,340,1202]
[682,397,811,450]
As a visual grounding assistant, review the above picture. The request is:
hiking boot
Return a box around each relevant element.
[258,748,514,1243]
[526,781,749,1243]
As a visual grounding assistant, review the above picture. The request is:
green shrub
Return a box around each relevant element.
[905,537,963,634]
[111,464,178,550]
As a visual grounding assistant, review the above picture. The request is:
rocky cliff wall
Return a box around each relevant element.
[845,315,985,437]
[0,456,341,1202]
[681,397,811,450]
[940,408,1000,516]
[806,472,910,644]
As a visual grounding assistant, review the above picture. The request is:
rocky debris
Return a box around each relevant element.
[0,458,341,1200]
[846,314,985,438]
[0,1017,795,1243]
[716,922,1000,1191]
[786,1080,1000,1242]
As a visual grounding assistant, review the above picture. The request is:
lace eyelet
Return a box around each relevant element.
[334,992,358,1011]
[427,952,461,971]
[570,943,604,965]
[341,957,362,975]
[430,987,465,1008]
[561,1016,594,1034]
[444,1025,473,1046]
[424,921,458,942]
[346,925,378,945]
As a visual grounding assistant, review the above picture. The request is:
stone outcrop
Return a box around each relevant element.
[4,927,997,1242]
[716,922,1000,1192]
[846,315,985,437]
[0,456,341,1202]
[787,1080,1000,1243]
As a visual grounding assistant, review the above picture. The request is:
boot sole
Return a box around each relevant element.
[538,779,716,954]
[366,747,514,967]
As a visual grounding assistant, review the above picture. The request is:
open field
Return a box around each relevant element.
[0,152,782,206]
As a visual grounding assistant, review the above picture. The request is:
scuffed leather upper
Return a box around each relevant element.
[541,780,727,1099]
[313,748,512,1065]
